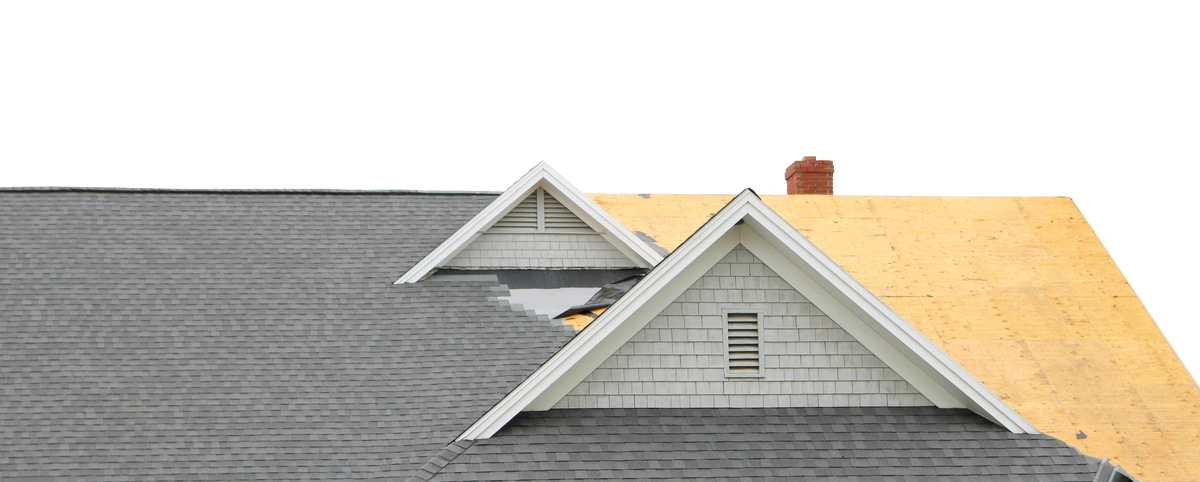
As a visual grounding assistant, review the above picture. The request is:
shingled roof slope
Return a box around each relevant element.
[420,407,1099,481]
[591,193,1199,481]
[0,190,574,479]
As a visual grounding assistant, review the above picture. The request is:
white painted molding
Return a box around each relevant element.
[456,189,1036,440]
[394,162,663,284]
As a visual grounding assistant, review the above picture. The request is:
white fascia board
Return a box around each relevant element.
[394,162,662,284]
[456,189,1035,440]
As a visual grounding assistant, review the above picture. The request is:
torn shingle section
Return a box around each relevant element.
[555,275,642,318]
[429,407,1100,481]
[430,269,646,327]
[553,275,642,330]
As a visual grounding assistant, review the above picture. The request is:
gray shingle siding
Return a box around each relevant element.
[444,232,639,269]
[554,245,929,409]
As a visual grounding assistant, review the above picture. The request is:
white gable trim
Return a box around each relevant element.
[457,189,1036,440]
[394,162,663,284]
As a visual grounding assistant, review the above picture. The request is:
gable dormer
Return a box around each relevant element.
[458,189,1036,440]
[396,163,663,283]
[440,187,637,270]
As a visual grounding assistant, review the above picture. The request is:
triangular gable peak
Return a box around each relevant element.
[395,163,663,283]
[459,189,1036,439]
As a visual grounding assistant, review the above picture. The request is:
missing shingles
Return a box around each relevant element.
[491,291,554,325]
[492,286,600,334]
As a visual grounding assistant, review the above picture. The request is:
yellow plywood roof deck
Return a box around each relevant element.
[591,193,1200,482]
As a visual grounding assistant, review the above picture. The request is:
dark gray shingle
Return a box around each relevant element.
[424,407,1099,481]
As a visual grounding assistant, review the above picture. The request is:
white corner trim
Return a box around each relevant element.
[456,189,1036,440]
[394,162,663,284]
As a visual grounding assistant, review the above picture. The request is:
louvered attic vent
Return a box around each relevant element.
[726,312,762,376]
[490,188,592,233]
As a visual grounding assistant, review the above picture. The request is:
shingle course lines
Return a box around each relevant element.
[0,191,573,480]
[430,407,1096,481]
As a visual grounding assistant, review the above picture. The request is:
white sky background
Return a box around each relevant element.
[2,2,1198,376]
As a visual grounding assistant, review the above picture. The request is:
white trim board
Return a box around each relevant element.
[457,189,1036,440]
[395,162,663,284]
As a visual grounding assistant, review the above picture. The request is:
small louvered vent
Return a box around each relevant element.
[490,189,594,233]
[491,192,539,231]
[727,313,761,376]
[542,192,591,232]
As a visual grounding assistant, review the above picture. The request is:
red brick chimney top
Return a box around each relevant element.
[785,156,834,194]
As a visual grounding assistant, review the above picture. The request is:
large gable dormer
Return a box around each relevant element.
[459,189,1036,440]
[395,163,663,283]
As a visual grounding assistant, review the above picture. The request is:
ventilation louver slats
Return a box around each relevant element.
[542,192,591,232]
[727,313,761,375]
[490,189,593,233]
[491,193,539,231]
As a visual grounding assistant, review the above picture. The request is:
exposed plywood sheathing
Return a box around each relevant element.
[590,193,1200,482]
[561,307,605,331]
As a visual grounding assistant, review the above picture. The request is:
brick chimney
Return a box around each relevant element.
[785,156,834,194]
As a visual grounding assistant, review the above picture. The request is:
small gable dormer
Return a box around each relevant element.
[396,163,663,283]
[441,187,638,270]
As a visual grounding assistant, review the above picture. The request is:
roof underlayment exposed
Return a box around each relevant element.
[590,193,1200,481]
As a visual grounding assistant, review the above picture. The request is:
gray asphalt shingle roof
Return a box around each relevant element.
[0,190,573,480]
[418,407,1100,481]
[0,189,1109,480]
